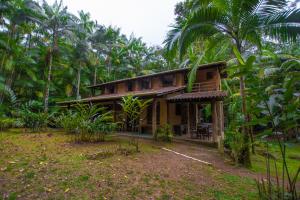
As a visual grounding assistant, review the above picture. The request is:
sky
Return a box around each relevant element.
[45,0,182,46]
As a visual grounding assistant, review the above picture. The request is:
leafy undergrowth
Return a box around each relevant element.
[1,129,258,200]
[251,141,300,181]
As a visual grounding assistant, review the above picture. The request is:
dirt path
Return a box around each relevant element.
[163,142,263,179]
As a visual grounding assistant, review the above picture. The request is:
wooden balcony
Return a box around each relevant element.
[191,81,219,92]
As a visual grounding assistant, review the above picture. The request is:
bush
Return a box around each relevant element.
[21,112,48,132]
[58,104,117,142]
[0,118,16,131]
[57,111,81,134]
[224,130,246,164]
[154,124,173,142]
[20,101,48,132]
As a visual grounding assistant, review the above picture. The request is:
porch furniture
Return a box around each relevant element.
[190,123,212,141]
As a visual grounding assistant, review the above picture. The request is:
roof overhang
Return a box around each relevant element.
[87,61,227,89]
[167,91,228,102]
[58,86,186,105]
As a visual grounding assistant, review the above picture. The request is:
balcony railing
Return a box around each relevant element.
[191,81,219,92]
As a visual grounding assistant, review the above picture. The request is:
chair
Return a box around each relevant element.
[197,124,210,141]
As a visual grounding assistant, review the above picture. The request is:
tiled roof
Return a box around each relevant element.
[167,91,227,102]
[58,86,186,104]
[88,61,226,88]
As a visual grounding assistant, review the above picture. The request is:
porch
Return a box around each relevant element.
[166,90,226,147]
[111,90,226,147]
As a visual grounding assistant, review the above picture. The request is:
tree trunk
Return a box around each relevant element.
[44,50,53,113]
[239,72,251,167]
[76,63,82,100]
[236,42,251,167]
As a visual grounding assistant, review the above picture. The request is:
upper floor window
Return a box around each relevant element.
[161,74,174,87]
[127,81,133,91]
[206,71,214,80]
[107,85,115,94]
[140,78,151,90]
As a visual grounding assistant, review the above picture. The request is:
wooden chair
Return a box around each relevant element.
[197,124,210,141]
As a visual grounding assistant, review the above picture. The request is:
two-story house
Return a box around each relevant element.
[59,61,227,146]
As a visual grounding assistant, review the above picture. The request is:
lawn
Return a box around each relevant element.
[0,129,297,200]
[252,140,300,181]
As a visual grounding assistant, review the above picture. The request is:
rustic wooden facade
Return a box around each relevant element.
[60,61,227,146]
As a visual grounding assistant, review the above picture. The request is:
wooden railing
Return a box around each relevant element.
[191,81,219,92]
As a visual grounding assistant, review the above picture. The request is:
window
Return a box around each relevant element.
[107,85,115,94]
[127,81,133,91]
[206,72,214,80]
[140,78,151,90]
[161,74,174,87]
[175,104,181,115]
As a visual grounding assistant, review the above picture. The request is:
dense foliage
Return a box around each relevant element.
[0,0,170,114]
[166,0,299,198]
[57,104,116,142]
[165,0,300,167]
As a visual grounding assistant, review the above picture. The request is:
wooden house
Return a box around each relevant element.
[59,61,227,146]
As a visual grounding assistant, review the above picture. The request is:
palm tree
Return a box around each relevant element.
[41,0,74,112]
[165,0,300,166]
[0,0,43,103]
[89,25,109,85]
[73,10,95,100]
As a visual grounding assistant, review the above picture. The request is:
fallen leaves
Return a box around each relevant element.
[1,167,7,171]
[44,187,52,192]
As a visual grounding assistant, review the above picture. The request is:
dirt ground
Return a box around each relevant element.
[0,130,265,199]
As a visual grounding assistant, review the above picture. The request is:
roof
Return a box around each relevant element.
[167,91,228,102]
[88,61,226,88]
[59,86,186,104]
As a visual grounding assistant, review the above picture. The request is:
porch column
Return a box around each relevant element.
[167,102,170,124]
[187,102,191,138]
[217,101,224,140]
[113,101,116,122]
[212,100,225,150]
[211,100,218,142]
[195,103,199,125]
[152,98,158,136]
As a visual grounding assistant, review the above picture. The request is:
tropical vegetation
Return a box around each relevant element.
[0,0,299,199]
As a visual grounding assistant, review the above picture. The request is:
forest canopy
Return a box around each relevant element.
[0,0,172,113]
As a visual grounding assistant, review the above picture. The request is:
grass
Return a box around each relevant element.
[1,129,295,199]
[251,141,300,181]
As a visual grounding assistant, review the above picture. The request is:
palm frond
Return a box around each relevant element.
[260,6,300,42]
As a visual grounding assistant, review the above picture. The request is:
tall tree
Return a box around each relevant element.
[73,10,95,99]
[165,0,300,166]
[41,0,74,112]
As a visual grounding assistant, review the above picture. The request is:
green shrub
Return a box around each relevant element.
[224,130,246,164]
[58,104,117,142]
[154,124,173,142]
[21,112,48,132]
[20,101,48,132]
[0,118,16,131]
[57,111,81,134]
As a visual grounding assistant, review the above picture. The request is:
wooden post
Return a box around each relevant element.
[152,99,157,136]
[218,101,224,140]
[167,102,170,124]
[113,101,116,123]
[211,100,218,142]
[213,100,225,151]
[187,102,191,138]
[195,103,199,126]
